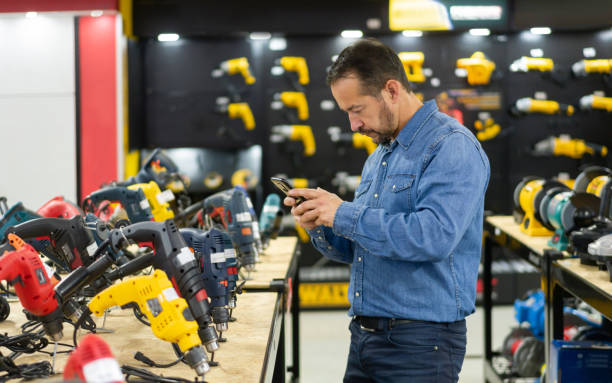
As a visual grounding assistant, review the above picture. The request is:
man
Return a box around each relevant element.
[284,39,490,382]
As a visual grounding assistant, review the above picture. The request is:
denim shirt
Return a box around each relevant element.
[308,100,490,322]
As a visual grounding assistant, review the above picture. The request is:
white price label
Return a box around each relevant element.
[140,199,150,210]
[82,358,124,382]
[224,248,236,259]
[211,252,226,263]
[262,205,279,214]
[162,287,180,302]
[157,189,175,204]
[176,247,196,266]
[86,242,99,256]
[235,212,251,222]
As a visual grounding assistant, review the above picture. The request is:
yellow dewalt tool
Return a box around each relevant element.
[127,181,175,222]
[533,135,608,159]
[579,95,612,112]
[89,269,210,376]
[514,98,574,116]
[353,133,378,155]
[398,52,426,83]
[514,178,554,236]
[271,125,316,156]
[231,168,258,189]
[572,59,612,76]
[277,91,309,120]
[510,56,554,72]
[220,57,256,84]
[456,51,496,85]
[279,56,309,85]
[219,102,255,130]
[473,118,501,141]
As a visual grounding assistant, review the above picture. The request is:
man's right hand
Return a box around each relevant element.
[284,193,319,230]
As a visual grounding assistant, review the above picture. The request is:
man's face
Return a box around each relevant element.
[330,75,397,145]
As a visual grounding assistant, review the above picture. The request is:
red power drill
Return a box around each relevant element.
[0,234,64,340]
[37,196,83,219]
[64,334,124,383]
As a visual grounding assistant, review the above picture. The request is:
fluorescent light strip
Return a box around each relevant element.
[469,28,490,36]
[157,33,179,42]
[341,30,363,38]
[450,6,502,20]
[402,30,423,37]
[530,27,551,35]
[250,32,271,40]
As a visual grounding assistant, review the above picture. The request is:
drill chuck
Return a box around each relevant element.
[41,307,65,341]
[184,346,210,377]
[228,296,236,309]
[211,306,229,332]
[63,299,84,323]
[198,326,219,352]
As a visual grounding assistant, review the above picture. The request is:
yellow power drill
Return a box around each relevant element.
[276,91,309,120]
[579,95,612,112]
[533,135,608,159]
[328,127,377,155]
[219,57,256,84]
[514,98,574,116]
[398,52,426,83]
[89,269,210,377]
[473,118,501,141]
[572,59,612,76]
[127,181,175,222]
[271,125,316,156]
[278,56,310,85]
[217,102,255,130]
[456,51,496,85]
[510,56,554,72]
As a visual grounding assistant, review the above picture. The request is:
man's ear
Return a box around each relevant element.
[384,80,401,103]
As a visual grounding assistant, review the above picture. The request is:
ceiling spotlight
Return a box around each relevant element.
[530,27,551,35]
[341,30,363,39]
[250,32,272,40]
[402,30,423,37]
[469,28,490,36]
[157,33,180,42]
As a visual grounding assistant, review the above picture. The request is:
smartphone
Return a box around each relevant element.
[270,177,305,205]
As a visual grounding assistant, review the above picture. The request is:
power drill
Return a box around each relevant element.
[328,127,377,155]
[275,91,309,121]
[398,52,426,82]
[510,56,554,72]
[127,181,175,222]
[203,188,259,271]
[217,57,256,85]
[37,196,83,219]
[0,198,41,242]
[277,56,310,86]
[234,185,263,252]
[220,230,239,309]
[83,186,154,224]
[4,215,97,271]
[456,51,496,85]
[218,102,256,131]
[63,334,124,383]
[258,193,284,248]
[513,97,574,116]
[0,234,64,341]
[579,94,612,112]
[270,125,316,156]
[533,135,608,159]
[107,220,219,352]
[181,228,230,332]
[89,269,210,377]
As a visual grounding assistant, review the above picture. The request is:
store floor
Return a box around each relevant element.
[299,305,516,382]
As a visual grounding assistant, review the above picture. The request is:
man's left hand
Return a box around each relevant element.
[288,187,344,228]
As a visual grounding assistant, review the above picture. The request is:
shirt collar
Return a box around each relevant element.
[392,99,438,150]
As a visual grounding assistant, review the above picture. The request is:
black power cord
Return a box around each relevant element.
[122,365,203,383]
[0,355,52,382]
[134,351,183,368]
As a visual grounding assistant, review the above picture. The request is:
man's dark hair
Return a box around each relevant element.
[326,38,413,96]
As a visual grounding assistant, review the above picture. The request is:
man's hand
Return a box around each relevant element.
[283,187,344,230]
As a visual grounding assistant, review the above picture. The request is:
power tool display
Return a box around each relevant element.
[271,125,316,156]
[398,51,426,83]
[579,94,612,112]
[259,194,283,247]
[4,215,97,271]
[181,228,230,332]
[127,181,175,222]
[37,196,83,219]
[456,51,496,85]
[328,127,377,155]
[532,135,608,159]
[217,102,256,131]
[107,220,219,352]
[277,56,309,86]
[513,178,557,236]
[275,91,309,121]
[63,334,124,383]
[0,198,41,242]
[572,58,612,76]
[89,269,211,377]
[0,234,64,341]
[473,117,501,141]
[203,188,259,272]
[217,57,256,85]
[234,185,263,252]
[509,56,554,73]
[82,186,154,225]
[513,97,574,116]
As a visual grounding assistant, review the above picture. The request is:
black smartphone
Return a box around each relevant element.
[270,177,305,205]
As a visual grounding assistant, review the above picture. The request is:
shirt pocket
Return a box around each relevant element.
[384,174,415,211]
[353,179,372,202]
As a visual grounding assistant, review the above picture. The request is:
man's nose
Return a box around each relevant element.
[349,115,363,132]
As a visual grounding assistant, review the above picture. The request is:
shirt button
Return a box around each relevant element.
[358,257,362,262]
[374,193,378,198]
[382,161,387,166]
[355,292,360,297]
[392,185,396,189]
[318,236,323,240]
[317,230,321,234]
[327,246,332,250]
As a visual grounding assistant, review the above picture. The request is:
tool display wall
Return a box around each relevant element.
[129,31,612,221]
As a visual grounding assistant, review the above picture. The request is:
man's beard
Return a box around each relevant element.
[360,100,395,145]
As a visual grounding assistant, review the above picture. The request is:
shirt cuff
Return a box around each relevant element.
[307,226,327,241]
[332,201,363,240]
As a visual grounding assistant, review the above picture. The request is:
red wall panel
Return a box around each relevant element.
[78,15,117,200]
[0,0,117,13]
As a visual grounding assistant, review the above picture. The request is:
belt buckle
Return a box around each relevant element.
[359,324,376,332]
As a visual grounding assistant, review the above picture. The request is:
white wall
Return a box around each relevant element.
[0,13,76,210]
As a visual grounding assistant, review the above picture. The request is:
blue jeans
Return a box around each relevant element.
[343,318,467,383]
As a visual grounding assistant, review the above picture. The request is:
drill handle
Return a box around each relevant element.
[105,251,155,282]
[89,281,135,316]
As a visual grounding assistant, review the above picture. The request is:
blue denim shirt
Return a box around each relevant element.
[308,100,490,322]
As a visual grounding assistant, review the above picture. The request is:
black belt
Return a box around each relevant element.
[355,316,415,332]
